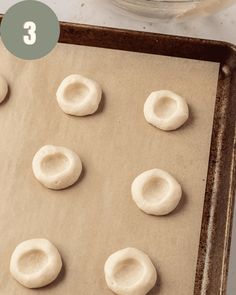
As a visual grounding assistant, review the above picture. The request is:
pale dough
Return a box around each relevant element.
[56,74,102,116]
[131,168,182,215]
[32,145,82,190]
[0,75,8,103]
[104,247,157,295]
[10,239,62,289]
[144,90,189,131]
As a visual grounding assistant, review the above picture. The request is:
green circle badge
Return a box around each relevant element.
[1,0,60,60]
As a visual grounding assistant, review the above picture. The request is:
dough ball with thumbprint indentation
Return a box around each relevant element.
[104,247,157,295]
[144,90,189,131]
[56,74,102,116]
[32,145,82,190]
[132,168,182,215]
[10,239,62,289]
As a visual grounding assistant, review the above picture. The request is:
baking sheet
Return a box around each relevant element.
[0,41,219,295]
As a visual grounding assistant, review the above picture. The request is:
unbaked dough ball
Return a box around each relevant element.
[56,74,102,116]
[10,239,62,289]
[144,90,189,131]
[132,168,182,215]
[0,75,8,103]
[104,247,157,295]
[32,145,82,190]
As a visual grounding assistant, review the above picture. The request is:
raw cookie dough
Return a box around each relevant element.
[32,145,82,190]
[0,75,8,103]
[144,90,189,131]
[10,239,62,289]
[56,74,102,116]
[104,247,157,295]
[131,168,182,215]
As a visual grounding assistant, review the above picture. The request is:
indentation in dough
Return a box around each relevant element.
[63,82,89,104]
[56,74,102,116]
[144,90,189,131]
[114,258,144,287]
[142,177,169,202]
[104,247,157,295]
[40,153,70,176]
[132,168,182,215]
[32,145,82,190]
[10,239,62,289]
[154,96,177,119]
[18,250,48,274]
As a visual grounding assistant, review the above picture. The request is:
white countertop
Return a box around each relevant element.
[0,0,235,294]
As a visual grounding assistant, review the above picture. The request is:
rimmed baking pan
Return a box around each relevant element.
[0,18,235,295]
[60,22,236,295]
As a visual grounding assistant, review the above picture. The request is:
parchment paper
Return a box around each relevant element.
[0,41,219,295]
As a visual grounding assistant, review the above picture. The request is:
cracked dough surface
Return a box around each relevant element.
[10,239,62,289]
[56,74,102,116]
[32,145,82,190]
[104,248,157,295]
